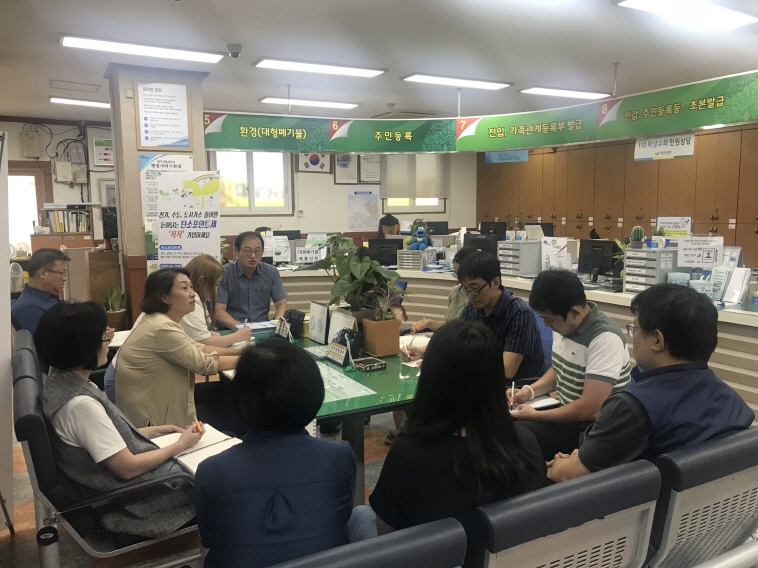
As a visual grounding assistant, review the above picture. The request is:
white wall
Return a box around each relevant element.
[0,121,113,240]
[0,131,13,526]
[220,152,477,236]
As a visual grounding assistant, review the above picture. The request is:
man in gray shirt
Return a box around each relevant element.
[215,231,288,327]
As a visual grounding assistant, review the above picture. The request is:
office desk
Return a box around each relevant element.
[221,337,420,505]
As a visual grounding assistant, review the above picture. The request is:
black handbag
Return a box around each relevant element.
[282,309,307,338]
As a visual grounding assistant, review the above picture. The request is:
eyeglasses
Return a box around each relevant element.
[45,268,67,278]
[460,281,491,298]
[239,248,264,257]
[626,324,639,338]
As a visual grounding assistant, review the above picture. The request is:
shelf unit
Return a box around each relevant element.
[31,207,95,252]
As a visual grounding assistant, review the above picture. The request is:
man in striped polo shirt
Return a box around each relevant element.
[511,269,631,460]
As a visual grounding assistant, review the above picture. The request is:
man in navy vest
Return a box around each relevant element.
[549,283,754,482]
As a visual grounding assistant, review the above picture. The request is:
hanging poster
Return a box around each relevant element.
[157,171,220,267]
[634,132,695,161]
[348,189,379,231]
[139,153,194,221]
[656,216,692,238]
[678,236,724,268]
[334,154,358,184]
[137,82,190,149]
[359,154,381,183]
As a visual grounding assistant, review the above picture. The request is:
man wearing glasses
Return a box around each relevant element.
[548,283,753,482]
[405,252,545,382]
[11,248,71,333]
[215,231,287,328]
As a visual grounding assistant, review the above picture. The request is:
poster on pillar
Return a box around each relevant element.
[156,171,220,268]
[137,82,190,149]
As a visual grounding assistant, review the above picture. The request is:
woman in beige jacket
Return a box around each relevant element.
[115,267,239,427]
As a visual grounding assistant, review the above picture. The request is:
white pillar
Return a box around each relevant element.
[0,131,14,529]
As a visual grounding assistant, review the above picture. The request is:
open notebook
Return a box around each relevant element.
[152,424,241,474]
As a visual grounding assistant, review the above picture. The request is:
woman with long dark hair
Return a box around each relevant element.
[369,320,546,561]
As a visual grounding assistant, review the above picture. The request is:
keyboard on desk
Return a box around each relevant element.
[304,345,330,359]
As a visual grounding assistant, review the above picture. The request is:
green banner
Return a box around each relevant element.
[204,70,758,153]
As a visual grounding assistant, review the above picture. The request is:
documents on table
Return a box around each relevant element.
[510,395,561,414]
[152,424,241,473]
[317,362,376,402]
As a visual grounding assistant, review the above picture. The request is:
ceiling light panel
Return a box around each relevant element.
[260,97,359,109]
[61,35,224,63]
[254,58,385,77]
[521,87,610,100]
[616,0,758,31]
[50,97,110,108]
[402,74,510,90]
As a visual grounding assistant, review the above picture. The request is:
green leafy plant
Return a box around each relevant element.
[220,238,230,258]
[103,286,125,312]
[371,279,408,321]
[514,217,526,230]
[505,220,514,231]
[302,247,401,311]
[326,233,356,255]
[652,226,667,237]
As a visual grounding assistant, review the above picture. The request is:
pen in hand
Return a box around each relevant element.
[193,416,204,434]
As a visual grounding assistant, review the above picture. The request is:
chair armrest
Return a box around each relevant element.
[57,471,193,515]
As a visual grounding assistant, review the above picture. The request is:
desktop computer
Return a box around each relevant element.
[479,221,507,236]
[368,238,404,266]
[425,221,449,235]
[273,230,302,240]
[464,233,500,257]
[578,239,622,285]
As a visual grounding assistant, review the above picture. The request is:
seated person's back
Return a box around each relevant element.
[195,339,356,568]
[370,321,547,565]
[549,284,754,482]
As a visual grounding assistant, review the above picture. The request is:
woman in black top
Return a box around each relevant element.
[369,320,547,561]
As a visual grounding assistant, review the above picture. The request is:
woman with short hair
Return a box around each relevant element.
[115,268,239,428]
[37,301,202,541]
[369,320,547,565]
[194,339,356,568]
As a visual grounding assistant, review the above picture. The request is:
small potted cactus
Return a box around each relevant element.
[630,225,645,249]
[514,217,527,241]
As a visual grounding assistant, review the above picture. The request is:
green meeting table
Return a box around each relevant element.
[221,337,421,505]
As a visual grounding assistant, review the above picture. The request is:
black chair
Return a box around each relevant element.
[471,461,661,568]
[12,330,201,567]
[269,518,467,568]
[646,427,758,568]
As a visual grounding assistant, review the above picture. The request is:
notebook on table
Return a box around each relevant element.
[152,424,241,474]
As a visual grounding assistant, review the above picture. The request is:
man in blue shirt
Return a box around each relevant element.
[12,248,70,333]
[215,231,287,328]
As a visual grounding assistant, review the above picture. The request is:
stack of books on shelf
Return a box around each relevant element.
[42,203,92,233]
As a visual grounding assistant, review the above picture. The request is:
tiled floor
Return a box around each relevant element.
[0,411,393,568]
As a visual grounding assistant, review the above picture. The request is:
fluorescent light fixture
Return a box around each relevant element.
[521,87,610,100]
[254,58,385,77]
[61,35,224,63]
[402,74,510,90]
[260,97,359,110]
[615,0,758,31]
[50,96,110,108]
[702,124,726,130]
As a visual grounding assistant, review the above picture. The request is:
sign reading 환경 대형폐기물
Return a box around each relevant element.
[204,69,758,153]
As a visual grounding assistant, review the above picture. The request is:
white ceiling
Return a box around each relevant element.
[2,0,758,123]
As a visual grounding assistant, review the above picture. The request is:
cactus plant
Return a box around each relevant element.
[653,226,667,237]
[630,225,645,249]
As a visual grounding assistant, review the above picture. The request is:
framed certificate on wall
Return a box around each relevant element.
[359,154,381,184]
[334,153,359,185]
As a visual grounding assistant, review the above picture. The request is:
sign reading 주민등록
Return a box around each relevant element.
[205,70,758,153]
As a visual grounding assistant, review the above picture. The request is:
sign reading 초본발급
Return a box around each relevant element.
[204,69,758,153]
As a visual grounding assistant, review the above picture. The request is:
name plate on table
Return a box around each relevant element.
[327,341,349,366]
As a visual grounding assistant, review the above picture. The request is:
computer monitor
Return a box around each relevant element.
[464,233,499,257]
[425,221,449,235]
[273,230,302,240]
[578,239,622,281]
[479,221,507,236]
[525,222,554,237]
[101,207,118,239]
[368,238,404,266]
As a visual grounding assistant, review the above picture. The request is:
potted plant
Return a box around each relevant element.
[646,226,669,249]
[302,237,402,326]
[103,285,127,331]
[613,239,629,281]
[630,225,645,249]
[505,220,515,241]
[363,279,407,357]
[514,217,527,241]
[220,237,230,264]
